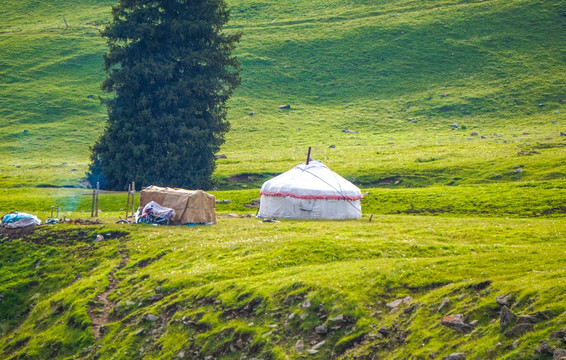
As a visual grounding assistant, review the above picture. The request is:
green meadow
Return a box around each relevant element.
[0,0,565,359]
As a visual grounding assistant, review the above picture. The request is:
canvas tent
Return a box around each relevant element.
[139,186,216,224]
[258,160,362,219]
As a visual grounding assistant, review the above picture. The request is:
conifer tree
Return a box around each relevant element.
[88,0,241,190]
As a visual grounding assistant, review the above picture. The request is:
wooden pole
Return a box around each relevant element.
[95,182,100,217]
[90,188,95,217]
[126,183,131,218]
[306,147,311,165]
[131,182,135,217]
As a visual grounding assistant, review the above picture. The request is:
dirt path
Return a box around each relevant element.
[88,249,129,341]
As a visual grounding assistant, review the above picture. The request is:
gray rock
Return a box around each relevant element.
[500,306,517,332]
[148,294,164,302]
[300,313,308,320]
[469,320,479,327]
[554,349,566,360]
[155,286,162,293]
[561,132,566,136]
[555,110,561,114]
[295,339,304,352]
[215,154,227,159]
[505,323,534,338]
[302,299,311,309]
[328,314,343,323]
[315,324,328,335]
[342,129,358,134]
[470,132,479,136]
[497,293,512,306]
[134,329,145,336]
[329,144,336,148]
[95,234,104,242]
[517,315,542,324]
[386,296,412,309]
[249,112,255,116]
[513,168,523,174]
[143,313,159,322]
[312,341,325,350]
[440,314,474,333]
[438,297,450,312]
[512,340,520,349]
[278,104,291,109]
[442,353,466,360]
[306,349,318,355]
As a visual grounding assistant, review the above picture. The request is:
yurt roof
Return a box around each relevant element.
[260,160,362,200]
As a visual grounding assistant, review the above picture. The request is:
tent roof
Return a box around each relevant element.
[260,160,362,200]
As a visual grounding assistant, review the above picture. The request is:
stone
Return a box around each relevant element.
[442,353,466,360]
[535,342,554,355]
[295,339,304,352]
[561,132,566,136]
[500,306,517,332]
[300,313,308,320]
[178,351,185,359]
[550,329,566,339]
[312,341,325,350]
[555,110,561,114]
[249,112,255,116]
[497,293,512,306]
[288,313,295,320]
[215,154,227,159]
[481,135,487,139]
[386,296,412,309]
[451,123,459,128]
[143,313,160,322]
[95,234,104,242]
[440,314,474,333]
[302,299,311,309]
[126,301,135,306]
[378,327,390,337]
[135,329,145,336]
[278,104,291,109]
[554,349,566,360]
[438,297,450,312]
[513,168,523,173]
[329,144,336,148]
[155,286,162,293]
[342,129,359,134]
[315,324,328,335]
[505,323,534,338]
[404,303,418,314]
[148,294,164,302]
[306,349,318,355]
[512,340,520,349]
[469,320,479,327]
[470,132,479,136]
[517,315,542,325]
[328,314,343,323]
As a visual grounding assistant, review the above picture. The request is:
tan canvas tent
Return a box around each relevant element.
[139,186,216,224]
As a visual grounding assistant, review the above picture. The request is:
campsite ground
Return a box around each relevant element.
[1,0,566,359]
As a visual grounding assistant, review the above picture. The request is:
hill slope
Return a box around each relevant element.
[0,0,564,188]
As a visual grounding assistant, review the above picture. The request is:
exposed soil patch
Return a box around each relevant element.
[87,249,129,341]
[0,226,128,245]
[0,225,38,240]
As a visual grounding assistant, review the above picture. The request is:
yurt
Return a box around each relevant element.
[258,160,362,219]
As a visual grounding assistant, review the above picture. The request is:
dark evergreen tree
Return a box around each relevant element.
[88,0,241,190]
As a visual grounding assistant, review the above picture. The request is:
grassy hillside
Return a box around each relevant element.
[0,0,564,188]
[1,0,566,359]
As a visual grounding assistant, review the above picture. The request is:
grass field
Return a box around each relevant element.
[1,0,565,359]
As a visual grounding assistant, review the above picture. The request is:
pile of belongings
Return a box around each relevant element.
[136,201,175,225]
[1,212,42,228]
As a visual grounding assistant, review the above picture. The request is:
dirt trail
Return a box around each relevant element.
[88,249,129,340]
